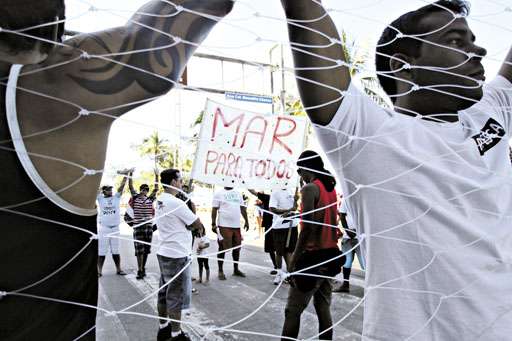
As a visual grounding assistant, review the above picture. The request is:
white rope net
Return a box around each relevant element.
[1,0,511,340]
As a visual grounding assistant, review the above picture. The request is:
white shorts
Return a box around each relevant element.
[98,224,120,256]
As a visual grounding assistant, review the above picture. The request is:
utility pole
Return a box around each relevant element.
[280,44,286,115]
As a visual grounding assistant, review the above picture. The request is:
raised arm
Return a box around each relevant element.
[116,169,129,194]
[499,47,512,83]
[281,0,351,126]
[33,0,234,114]
[128,169,136,196]
[149,169,159,199]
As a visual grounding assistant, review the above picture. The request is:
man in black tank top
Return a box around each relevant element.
[0,1,234,339]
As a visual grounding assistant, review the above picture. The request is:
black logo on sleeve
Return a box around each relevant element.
[472,118,505,156]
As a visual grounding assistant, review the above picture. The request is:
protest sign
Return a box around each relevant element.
[191,100,307,189]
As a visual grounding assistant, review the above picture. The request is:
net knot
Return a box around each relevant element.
[396,32,404,39]
[281,271,290,279]
[80,52,91,60]
[79,109,90,116]
[0,291,7,299]
[105,311,117,317]
[90,234,98,240]
[174,5,184,12]
[330,37,342,45]
[336,59,348,67]
[402,63,411,70]
[411,84,420,91]
[83,169,97,176]
[173,36,182,44]
[0,27,3,33]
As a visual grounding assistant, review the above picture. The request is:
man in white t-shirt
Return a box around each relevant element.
[282,0,512,339]
[269,188,298,284]
[334,197,365,293]
[96,169,130,277]
[212,187,250,280]
[155,169,205,341]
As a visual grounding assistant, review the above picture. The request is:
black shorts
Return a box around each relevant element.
[133,224,153,256]
[263,225,275,253]
[0,146,97,340]
[273,226,298,255]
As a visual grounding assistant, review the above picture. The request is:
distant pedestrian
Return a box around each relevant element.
[96,169,130,277]
[282,150,343,340]
[248,190,278,275]
[334,198,365,293]
[269,187,299,285]
[129,169,159,279]
[196,235,211,284]
[212,187,250,280]
[155,169,205,341]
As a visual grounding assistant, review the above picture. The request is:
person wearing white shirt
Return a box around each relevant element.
[211,187,250,280]
[281,1,512,339]
[155,169,205,341]
[334,198,365,293]
[269,188,298,285]
[96,169,130,277]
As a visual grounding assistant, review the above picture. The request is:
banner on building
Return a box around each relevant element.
[191,100,307,189]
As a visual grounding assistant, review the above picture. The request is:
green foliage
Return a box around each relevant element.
[192,110,205,127]
[132,130,194,172]
[340,30,389,107]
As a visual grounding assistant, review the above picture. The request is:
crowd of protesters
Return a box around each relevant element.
[96,149,364,341]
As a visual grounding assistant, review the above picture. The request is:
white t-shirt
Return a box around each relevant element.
[212,189,244,228]
[269,189,298,229]
[97,193,121,227]
[338,200,355,240]
[315,77,512,340]
[155,193,198,258]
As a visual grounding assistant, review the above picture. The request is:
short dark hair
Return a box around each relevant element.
[297,150,336,192]
[160,169,180,187]
[0,0,66,53]
[139,184,150,191]
[375,0,470,102]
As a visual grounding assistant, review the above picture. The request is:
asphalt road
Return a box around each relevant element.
[96,224,364,341]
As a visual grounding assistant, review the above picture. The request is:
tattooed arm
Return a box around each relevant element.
[45,0,233,114]
[9,0,232,210]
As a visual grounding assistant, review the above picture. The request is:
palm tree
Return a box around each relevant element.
[134,131,175,169]
[340,30,389,107]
